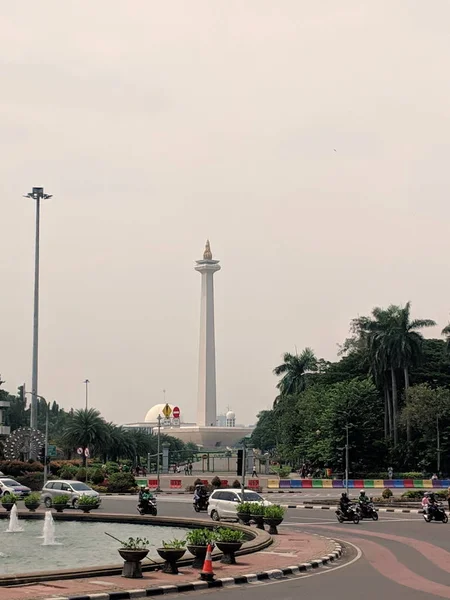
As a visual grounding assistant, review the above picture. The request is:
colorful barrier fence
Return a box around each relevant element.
[267,478,450,489]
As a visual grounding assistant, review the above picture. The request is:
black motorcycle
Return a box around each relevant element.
[359,501,379,521]
[137,498,157,516]
[193,494,209,513]
[423,503,448,524]
[336,502,360,524]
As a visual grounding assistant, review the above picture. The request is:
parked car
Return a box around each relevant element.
[207,488,272,521]
[40,480,101,508]
[0,477,31,498]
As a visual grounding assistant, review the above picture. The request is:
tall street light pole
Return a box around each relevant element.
[84,379,90,410]
[25,391,49,484]
[345,424,350,496]
[156,414,162,492]
[24,187,52,435]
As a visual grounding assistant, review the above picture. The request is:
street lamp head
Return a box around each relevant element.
[24,187,52,200]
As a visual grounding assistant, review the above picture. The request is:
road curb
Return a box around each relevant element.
[46,541,343,599]
[283,503,423,514]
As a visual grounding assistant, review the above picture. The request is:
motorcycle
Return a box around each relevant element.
[137,497,157,516]
[193,494,209,512]
[359,501,379,521]
[423,503,448,524]
[336,503,360,524]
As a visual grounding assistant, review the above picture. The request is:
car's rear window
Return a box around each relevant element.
[0,479,19,486]
[237,492,262,502]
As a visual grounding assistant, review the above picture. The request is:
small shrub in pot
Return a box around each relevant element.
[24,492,41,512]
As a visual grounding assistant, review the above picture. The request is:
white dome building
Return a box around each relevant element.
[226,410,236,427]
[144,404,175,423]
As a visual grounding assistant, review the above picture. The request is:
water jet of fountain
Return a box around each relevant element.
[6,504,23,532]
[42,510,59,545]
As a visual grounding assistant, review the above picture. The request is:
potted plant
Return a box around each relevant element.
[76,494,99,513]
[52,494,70,512]
[24,492,41,512]
[263,504,285,534]
[186,528,215,568]
[214,527,245,564]
[118,537,150,578]
[250,502,266,530]
[1,493,19,512]
[236,501,252,525]
[156,539,186,574]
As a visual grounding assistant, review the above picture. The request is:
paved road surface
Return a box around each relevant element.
[98,495,450,599]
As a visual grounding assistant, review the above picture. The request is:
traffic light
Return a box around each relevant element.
[39,446,45,464]
[17,385,24,403]
[237,449,243,476]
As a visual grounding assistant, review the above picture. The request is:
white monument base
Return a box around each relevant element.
[159,425,253,449]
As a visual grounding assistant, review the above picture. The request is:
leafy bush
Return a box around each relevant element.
[121,536,149,550]
[186,528,215,546]
[271,465,291,478]
[1,493,19,504]
[211,476,222,488]
[382,488,393,499]
[162,538,186,549]
[264,504,285,519]
[77,494,100,506]
[52,494,70,506]
[232,479,241,488]
[249,502,265,515]
[16,472,44,491]
[214,527,245,542]
[90,469,104,485]
[0,460,43,476]
[237,502,253,514]
[401,490,423,500]
[193,478,204,486]
[92,485,107,493]
[105,462,120,474]
[59,467,74,480]
[107,472,136,493]
[76,468,87,481]
[25,492,41,506]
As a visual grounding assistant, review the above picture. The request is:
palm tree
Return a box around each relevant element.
[442,324,450,352]
[63,408,108,466]
[357,303,435,446]
[273,347,318,405]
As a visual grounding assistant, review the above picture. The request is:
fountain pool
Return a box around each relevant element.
[0,520,189,575]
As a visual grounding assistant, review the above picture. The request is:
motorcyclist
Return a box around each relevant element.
[193,484,208,509]
[139,487,154,511]
[421,492,430,515]
[428,492,438,518]
[339,492,351,518]
[358,490,370,516]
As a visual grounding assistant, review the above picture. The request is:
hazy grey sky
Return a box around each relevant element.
[2,1,450,426]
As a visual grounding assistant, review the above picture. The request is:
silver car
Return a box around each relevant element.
[40,480,101,508]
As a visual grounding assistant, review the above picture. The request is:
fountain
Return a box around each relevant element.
[42,510,59,545]
[6,505,23,533]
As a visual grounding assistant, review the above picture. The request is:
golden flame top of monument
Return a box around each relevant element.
[203,239,212,260]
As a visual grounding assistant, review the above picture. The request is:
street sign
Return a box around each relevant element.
[172,418,180,427]
[84,447,90,457]
[163,418,171,426]
[162,403,172,418]
[172,406,180,419]
[47,444,57,457]
[77,447,83,455]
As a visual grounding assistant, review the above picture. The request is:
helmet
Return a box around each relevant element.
[144,487,149,492]
[140,485,145,489]
[341,492,348,498]
[360,490,366,494]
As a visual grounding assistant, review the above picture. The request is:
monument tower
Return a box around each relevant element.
[195,240,221,427]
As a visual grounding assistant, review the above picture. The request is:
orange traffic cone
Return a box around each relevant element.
[200,543,215,581]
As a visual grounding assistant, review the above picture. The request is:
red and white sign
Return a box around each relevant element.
[84,448,90,458]
[77,447,83,455]
[172,406,180,419]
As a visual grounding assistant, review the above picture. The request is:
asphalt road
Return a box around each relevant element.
[98,495,450,599]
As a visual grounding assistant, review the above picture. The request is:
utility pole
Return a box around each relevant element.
[437,415,441,474]
[24,187,52,439]
[156,414,162,492]
[83,379,90,410]
[241,440,246,496]
[345,424,349,496]
[44,403,49,485]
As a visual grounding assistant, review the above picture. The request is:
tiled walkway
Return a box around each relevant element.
[0,531,336,600]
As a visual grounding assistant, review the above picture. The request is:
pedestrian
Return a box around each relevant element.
[252,463,257,478]
[188,462,193,475]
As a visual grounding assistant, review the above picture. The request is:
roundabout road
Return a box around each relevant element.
[99,495,450,599]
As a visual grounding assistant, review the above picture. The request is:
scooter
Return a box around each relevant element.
[193,495,209,513]
[137,498,157,516]
[423,503,448,523]
[359,501,379,521]
[336,503,360,524]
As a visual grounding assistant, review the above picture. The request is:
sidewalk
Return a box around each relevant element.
[0,531,340,600]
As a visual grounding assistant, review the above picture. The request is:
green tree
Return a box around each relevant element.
[273,347,318,404]
[442,324,450,353]
[63,408,108,466]
[250,410,278,452]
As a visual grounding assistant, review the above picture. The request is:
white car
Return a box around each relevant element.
[207,488,272,521]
